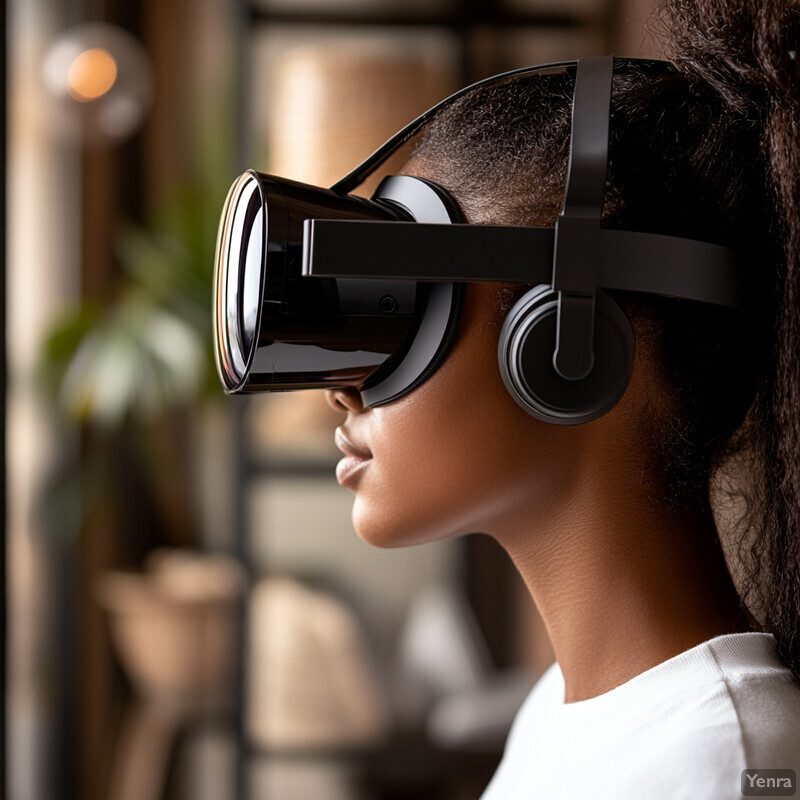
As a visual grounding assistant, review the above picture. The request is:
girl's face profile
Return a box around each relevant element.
[328,281,602,549]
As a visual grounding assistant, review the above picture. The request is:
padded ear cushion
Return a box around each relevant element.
[498,285,634,425]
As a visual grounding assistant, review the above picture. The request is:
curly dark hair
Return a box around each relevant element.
[406,1,800,681]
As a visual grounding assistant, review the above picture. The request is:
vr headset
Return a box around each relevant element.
[213,56,746,425]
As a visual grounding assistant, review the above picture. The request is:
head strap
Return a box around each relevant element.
[552,56,615,381]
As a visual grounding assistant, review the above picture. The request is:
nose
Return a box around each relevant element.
[326,387,365,414]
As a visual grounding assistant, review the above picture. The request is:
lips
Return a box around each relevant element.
[334,427,372,487]
[334,427,372,460]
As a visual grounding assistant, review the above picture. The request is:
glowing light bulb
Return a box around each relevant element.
[67,47,118,102]
[44,23,153,145]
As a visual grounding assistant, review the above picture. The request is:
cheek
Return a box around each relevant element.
[350,342,566,548]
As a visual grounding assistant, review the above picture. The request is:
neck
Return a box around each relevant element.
[495,474,750,703]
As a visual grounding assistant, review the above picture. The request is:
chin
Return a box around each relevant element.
[351,500,413,549]
[351,496,454,550]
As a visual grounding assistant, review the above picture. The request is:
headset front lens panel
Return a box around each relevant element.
[214,172,266,391]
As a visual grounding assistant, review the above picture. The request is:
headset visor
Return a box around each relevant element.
[213,61,581,395]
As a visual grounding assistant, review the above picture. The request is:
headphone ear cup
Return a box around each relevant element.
[498,285,634,425]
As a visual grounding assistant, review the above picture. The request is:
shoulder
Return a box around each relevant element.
[640,633,800,770]
[629,666,800,798]
[481,633,800,800]
[722,667,800,768]
[704,633,800,761]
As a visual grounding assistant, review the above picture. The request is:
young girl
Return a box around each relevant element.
[326,0,800,796]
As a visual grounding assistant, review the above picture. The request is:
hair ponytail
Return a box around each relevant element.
[655,0,800,679]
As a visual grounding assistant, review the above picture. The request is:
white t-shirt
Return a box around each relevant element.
[480,632,800,800]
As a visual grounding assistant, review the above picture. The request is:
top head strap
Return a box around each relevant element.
[551,56,615,381]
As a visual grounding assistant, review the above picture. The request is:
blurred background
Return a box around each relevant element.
[7,0,659,798]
